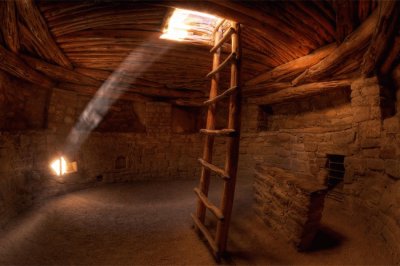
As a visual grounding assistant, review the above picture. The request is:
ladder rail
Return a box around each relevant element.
[195,28,222,227]
[210,27,235,53]
[215,21,242,256]
[193,21,242,261]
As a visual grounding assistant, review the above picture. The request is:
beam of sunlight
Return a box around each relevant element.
[64,44,170,155]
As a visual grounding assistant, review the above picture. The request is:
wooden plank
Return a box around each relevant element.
[292,8,379,85]
[194,188,224,220]
[249,80,353,105]
[0,1,20,53]
[0,44,55,88]
[362,1,399,76]
[15,0,72,68]
[245,43,336,86]
[198,158,229,180]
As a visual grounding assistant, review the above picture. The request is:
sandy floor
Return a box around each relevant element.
[0,177,396,265]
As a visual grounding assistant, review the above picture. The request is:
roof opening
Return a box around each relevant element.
[160,8,226,44]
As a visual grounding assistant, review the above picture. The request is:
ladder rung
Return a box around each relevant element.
[191,213,219,253]
[204,86,238,105]
[194,187,224,220]
[198,158,229,180]
[206,52,236,78]
[212,19,226,35]
[210,27,235,53]
[200,128,236,137]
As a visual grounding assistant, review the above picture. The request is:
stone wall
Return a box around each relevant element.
[240,88,355,184]
[0,74,208,228]
[248,76,400,260]
[254,165,327,250]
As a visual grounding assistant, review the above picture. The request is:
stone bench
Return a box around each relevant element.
[254,164,328,250]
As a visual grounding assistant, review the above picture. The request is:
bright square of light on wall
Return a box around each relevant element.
[50,156,78,176]
[160,8,224,44]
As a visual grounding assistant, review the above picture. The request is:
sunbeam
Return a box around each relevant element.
[64,43,171,155]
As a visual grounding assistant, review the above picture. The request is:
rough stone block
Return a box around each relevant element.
[366,158,385,170]
[380,145,397,159]
[383,117,399,134]
[254,165,327,251]
[385,160,400,179]
[361,138,381,148]
[304,142,318,152]
[359,120,381,138]
[331,129,356,144]
[352,107,370,123]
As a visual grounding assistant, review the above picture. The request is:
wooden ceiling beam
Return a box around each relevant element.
[162,1,310,56]
[362,0,399,77]
[380,35,400,76]
[57,81,204,100]
[248,79,353,105]
[15,0,72,69]
[245,43,337,86]
[0,1,20,53]
[21,55,102,86]
[57,82,154,103]
[335,0,357,44]
[0,44,55,88]
[208,0,316,51]
[291,8,379,86]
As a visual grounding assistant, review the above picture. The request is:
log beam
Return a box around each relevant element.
[249,79,353,105]
[380,35,400,76]
[22,55,102,86]
[0,1,20,53]
[292,9,379,86]
[335,0,356,44]
[0,44,55,88]
[361,1,399,77]
[245,43,336,86]
[15,0,72,69]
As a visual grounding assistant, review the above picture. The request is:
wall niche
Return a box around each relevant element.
[94,100,146,133]
[171,105,204,133]
[257,105,273,131]
[0,71,49,131]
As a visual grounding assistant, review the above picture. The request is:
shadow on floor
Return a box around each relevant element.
[307,225,346,252]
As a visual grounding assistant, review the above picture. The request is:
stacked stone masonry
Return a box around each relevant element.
[1,69,400,261]
[254,165,327,250]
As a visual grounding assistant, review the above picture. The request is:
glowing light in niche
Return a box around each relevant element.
[160,8,221,42]
[50,157,67,176]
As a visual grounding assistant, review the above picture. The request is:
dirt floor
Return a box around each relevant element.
[0,177,397,265]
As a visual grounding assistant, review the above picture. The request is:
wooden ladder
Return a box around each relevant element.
[192,20,242,261]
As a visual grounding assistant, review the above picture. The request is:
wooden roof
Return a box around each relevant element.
[1,0,396,105]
